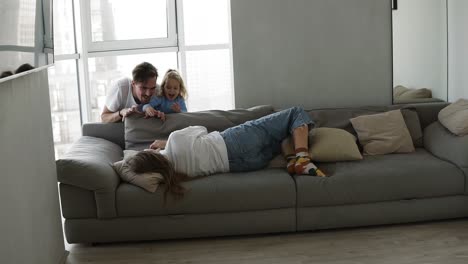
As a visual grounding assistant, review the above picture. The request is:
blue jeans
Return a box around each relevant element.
[220,106,314,172]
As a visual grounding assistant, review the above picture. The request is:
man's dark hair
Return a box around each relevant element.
[132,62,158,83]
[14,63,35,74]
[0,71,13,78]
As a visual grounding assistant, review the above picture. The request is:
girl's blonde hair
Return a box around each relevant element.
[159,69,188,99]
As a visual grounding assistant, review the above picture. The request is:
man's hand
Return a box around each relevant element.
[171,103,181,113]
[120,105,142,120]
[149,139,167,150]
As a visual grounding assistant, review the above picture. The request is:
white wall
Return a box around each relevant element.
[392,0,448,101]
[230,0,392,109]
[0,69,66,264]
[448,0,468,101]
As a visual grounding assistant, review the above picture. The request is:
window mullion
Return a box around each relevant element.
[227,0,235,108]
[176,0,188,98]
[76,0,92,123]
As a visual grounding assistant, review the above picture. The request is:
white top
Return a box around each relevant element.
[160,126,230,177]
[105,77,137,112]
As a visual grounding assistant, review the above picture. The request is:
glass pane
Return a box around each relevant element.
[0,0,36,46]
[90,0,168,42]
[53,0,75,55]
[48,60,81,159]
[0,51,34,74]
[183,0,230,45]
[88,52,178,122]
[185,49,234,111]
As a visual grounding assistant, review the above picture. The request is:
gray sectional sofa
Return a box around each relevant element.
[56,102,468,244]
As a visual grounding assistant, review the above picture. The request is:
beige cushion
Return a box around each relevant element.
[112,160,163,193]
[393,85,409,97]
[308,127,363,162]
[267,127,363,166]
[393,85,432,99]
[350,110,415,155]
[438,99,468,136]
[123,149,139,160]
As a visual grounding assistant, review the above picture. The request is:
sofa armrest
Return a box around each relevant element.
[56,136,123,218]
[424,121,468,169]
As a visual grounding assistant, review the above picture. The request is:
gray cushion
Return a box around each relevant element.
[82,122,125,148]
[116,169,295,217]
[424,121,468,168]
[296,148,465,207]
[400,108,423,147]
[125,105,274,150]
[400,102,449,129]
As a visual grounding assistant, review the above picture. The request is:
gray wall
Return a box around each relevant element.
[231,0,392,109]
[0,70,66,264]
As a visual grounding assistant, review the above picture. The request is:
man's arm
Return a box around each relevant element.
[101,106,123,123]
[101,105,142,123]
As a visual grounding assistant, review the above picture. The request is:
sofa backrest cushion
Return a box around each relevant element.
[124,105,275,150]
[400,108,423,147]
[82,122,125,148]
[306,106,423,148]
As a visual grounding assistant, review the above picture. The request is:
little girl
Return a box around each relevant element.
[141,69,188,121]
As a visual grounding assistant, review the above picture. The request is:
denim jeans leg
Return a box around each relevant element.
[221,107,314,172]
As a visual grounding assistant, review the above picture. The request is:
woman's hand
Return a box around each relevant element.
[150,139,167,150]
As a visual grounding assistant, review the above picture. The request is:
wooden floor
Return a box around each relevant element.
[65,219,468,264]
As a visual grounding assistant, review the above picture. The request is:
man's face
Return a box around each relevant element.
[132,77,157,104]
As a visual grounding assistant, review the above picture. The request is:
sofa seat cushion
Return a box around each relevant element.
[116,169,295,217]
[296,149,465,207]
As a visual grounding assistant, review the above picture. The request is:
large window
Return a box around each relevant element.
[49,0,234,158]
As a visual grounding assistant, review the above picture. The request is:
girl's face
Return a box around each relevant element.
[163,78,181,101]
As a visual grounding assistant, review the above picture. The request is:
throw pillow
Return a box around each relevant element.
[123,149,139,160]
[308,127,363,162]
[438,99,468,136]
[350,110,415,155]
[112,160,163,193]
[393,85,432,99]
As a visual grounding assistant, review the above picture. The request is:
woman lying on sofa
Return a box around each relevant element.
[126,106,325,198]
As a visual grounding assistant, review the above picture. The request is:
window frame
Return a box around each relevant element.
[51,0,234,146]
[80,0,178,53]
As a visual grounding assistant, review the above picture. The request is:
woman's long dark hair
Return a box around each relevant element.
[126,151,189,200]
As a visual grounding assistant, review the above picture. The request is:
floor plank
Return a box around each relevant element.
[65,219,468,264]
